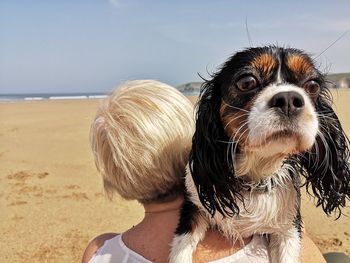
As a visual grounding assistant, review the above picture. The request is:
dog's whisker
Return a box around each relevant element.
[231,127,249,154]
[222,100,250,113]
[229,123,249,152]
[224,114,249,131]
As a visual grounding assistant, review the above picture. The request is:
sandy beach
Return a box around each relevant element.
[0,90,349,262]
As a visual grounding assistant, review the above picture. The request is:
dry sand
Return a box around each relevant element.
[0,90,349,262]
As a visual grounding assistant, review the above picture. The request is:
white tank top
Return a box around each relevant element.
[89,234,270,263]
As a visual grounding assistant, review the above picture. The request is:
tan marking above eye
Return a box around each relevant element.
[251,53,277,77]
[287,55,313,75]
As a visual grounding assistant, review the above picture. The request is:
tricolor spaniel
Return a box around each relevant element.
[170,46,350,263]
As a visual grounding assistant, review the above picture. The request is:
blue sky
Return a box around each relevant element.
[1,0,350,94]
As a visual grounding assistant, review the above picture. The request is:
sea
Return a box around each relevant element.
[0,91,198,102]
[0,92,108,102]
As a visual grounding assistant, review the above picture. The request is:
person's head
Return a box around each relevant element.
[90,80,194,204]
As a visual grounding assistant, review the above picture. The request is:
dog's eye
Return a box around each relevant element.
[236,76,258,92]
[303,80,320,96]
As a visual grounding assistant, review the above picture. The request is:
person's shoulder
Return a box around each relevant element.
[300,234,326,263]
[81,233,119,263]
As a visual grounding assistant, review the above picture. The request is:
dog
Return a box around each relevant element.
[170,46,350,263]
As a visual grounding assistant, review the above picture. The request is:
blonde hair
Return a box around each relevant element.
[90,80,194,202]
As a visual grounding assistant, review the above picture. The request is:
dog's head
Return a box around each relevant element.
[190,46,350,217]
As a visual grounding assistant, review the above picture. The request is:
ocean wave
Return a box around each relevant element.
[49,96,88,100]
[24,97,44,101]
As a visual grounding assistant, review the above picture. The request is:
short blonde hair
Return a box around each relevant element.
[90,80,194,202]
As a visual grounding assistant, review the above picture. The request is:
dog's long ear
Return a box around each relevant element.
[300,90,350,218]
[189,79,243,217]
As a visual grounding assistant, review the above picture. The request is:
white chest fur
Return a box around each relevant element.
[170,167,301,263]
[185,166,299,240]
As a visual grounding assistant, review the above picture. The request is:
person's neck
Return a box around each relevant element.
[122,196,184,262]
[143,196,183,214]
[135,196,183,233]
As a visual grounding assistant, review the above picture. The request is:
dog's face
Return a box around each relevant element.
[217,47,322,177]
[190,46,349,217]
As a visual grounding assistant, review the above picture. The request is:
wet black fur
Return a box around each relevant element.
[189,46,350,218]
[298,90,350,218]
[175,195,199,235]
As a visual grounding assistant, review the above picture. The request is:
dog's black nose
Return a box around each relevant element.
[268,91,305,116]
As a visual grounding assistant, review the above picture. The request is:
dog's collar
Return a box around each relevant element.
[241,178,277,193]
